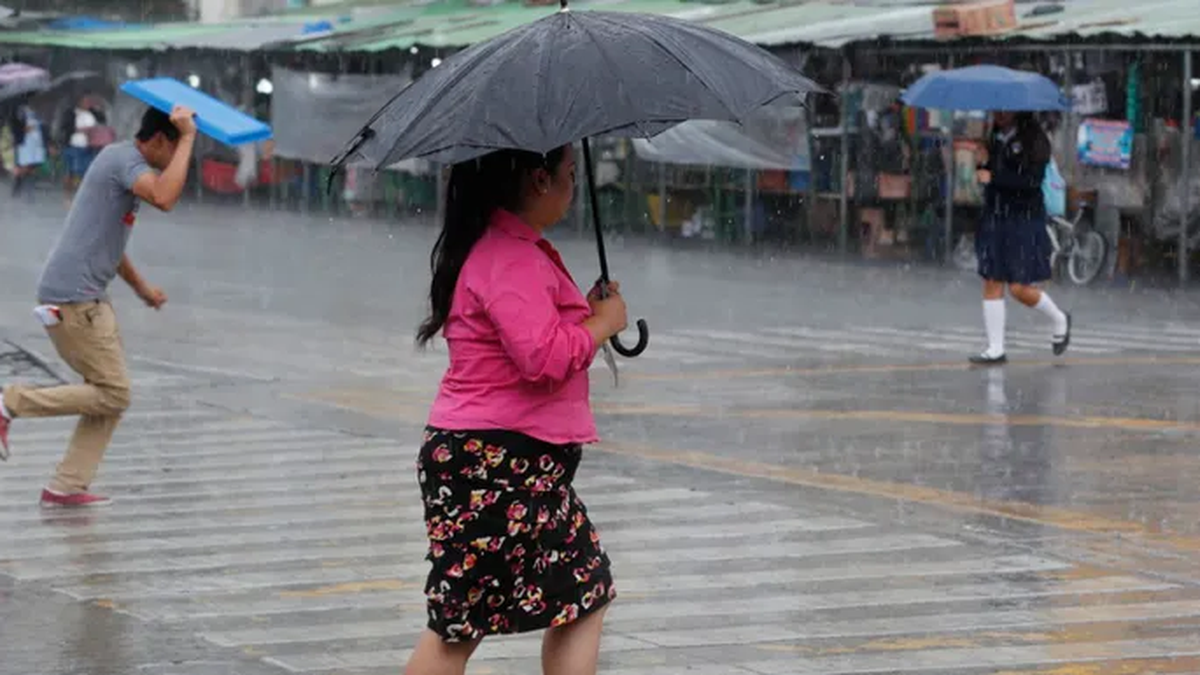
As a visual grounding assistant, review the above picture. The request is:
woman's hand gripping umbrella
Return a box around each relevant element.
[329,0,824,360]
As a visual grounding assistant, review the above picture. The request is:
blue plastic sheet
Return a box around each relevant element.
[120,78,272,146]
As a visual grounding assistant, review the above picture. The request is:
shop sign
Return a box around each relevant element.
[1076,118,1132,170]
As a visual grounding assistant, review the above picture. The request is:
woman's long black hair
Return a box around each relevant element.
[415,146,568,347]
[1011,112,1052,166]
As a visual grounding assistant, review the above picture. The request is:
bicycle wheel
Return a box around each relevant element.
[1067,230,1108,285]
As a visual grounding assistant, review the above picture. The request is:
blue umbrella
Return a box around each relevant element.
[900,65,1069,112]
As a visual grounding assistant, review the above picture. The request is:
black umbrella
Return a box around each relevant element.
[331,0,823,357]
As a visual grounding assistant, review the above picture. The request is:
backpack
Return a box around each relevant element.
[1043,156,1066,217]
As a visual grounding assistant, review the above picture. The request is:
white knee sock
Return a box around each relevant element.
[1035,293,1069,336]
[983,299,1006,357]
[0,392,9,420]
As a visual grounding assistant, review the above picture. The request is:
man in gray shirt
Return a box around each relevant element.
[0,104,196,507]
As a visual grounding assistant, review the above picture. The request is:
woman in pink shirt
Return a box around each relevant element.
[404,145,628,675]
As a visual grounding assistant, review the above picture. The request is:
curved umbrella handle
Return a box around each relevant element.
[610,319,649,357]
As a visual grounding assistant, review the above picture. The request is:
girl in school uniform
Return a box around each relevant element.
[971,111,1072,365]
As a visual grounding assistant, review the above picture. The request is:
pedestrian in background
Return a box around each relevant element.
[971,110,1072,365]
[405,145,628,675]
[0,105,196,507]
[59,95,109,202]
[8,95,47,199]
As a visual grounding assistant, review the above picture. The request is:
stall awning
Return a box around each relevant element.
[632,107,811,172]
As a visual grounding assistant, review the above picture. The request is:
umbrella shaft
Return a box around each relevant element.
[581,137,611,283]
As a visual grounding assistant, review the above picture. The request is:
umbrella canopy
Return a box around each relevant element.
[332,7,823,168]
[901,65,1069,112]
[48,70,103,89]
[331,4,823,361]
[0,62,50,103]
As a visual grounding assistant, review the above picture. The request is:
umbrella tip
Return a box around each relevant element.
[559,0,569,10]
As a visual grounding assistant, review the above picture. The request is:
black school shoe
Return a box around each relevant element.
[1053,313,1072,356]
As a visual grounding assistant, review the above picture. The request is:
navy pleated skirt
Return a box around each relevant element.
[975,202,1053,285]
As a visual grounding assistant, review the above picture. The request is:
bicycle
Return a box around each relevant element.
[1047,201,1108,285]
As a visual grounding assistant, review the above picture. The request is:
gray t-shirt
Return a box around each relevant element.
[37,142,152,303]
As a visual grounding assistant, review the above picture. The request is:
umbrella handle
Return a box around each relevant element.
[610,319,649,357]
[583,137,650,359]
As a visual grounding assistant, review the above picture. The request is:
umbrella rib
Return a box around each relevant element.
[573,15,656,138]
[372,40,512,170]
[604,14,758,122]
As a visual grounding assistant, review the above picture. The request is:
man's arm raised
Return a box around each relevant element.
[131,105,197,212]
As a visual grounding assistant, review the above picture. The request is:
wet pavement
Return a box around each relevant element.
[2,198,1200,674]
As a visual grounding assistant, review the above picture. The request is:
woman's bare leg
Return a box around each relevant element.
[403,630,481,675]
[541,605,609,675]
[1007,283,1041,307]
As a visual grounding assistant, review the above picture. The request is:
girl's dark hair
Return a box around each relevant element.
[1013,112,1051,165]
[416,146,568,347]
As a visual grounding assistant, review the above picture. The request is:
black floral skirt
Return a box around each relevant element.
[417,426,616,642]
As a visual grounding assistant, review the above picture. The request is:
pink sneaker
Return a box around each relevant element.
[40,488,112,508]
[0,413,9,461]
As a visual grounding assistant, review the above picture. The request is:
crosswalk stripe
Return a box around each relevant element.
[1091,324,1200,341]
[853,326,1113,354]
[538,666,738,675]
[0,489,749,561]
[42,534,995,602]
[0,443,401,484]
[623,321,1200,367]
[125,573,1171,625]
[918,323,1200,349]
[13,408,228,429]
[741,636,1200,674]
[633,599,1200,647]
[1,438,354,465]
[0,472,639,512]
[933,325,1200,351]
[673,328,908,358]
[1,507,855,580]
[257,630,1200,673]
[8,417,289,444]
[773,326,985,351]
[608,574,1173,620]
[262,635,655,673]
[0,456,408,491]
[614,554,1069,593]
[2,516,873,581]
[647,333,799,360]
[4,429,353,455]
[127,355,280,382]
[0,488,718,545]
[757,327,914,357]
[617,532,959,565]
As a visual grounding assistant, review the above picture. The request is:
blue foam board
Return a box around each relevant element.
[120,77,272,146]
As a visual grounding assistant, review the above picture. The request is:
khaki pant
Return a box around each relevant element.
[3,300,130,493]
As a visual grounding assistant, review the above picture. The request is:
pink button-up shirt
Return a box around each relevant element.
[427,209,599,445]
